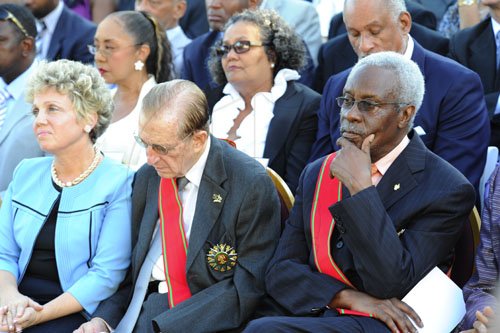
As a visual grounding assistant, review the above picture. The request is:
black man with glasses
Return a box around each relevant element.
[309,0,489,207]
[0,4,43,197]
[74,79,283,333]
[243,51,476,333]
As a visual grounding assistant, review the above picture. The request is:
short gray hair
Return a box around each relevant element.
[141,80,210,137]
[349,51,425,129]
[26,60,113,142]
[344,0,407,22]
[208,8,306,86]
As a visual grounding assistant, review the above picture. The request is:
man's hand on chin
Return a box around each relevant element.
[331,134,374,195]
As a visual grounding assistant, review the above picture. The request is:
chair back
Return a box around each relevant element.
[450,206,481,288]
[266,167,294,226]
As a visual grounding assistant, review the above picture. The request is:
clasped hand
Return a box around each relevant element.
[331,134,374,195]
[0,292,43,332]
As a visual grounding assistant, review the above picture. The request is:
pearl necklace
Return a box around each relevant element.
[51,147,102,188]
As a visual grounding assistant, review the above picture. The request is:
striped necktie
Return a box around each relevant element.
[36,20,47,58]
[0,87,11,133]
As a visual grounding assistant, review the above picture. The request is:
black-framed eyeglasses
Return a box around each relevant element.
[134,132,192,155]
[215,40,268,57]
[336,96,409,113]
[0,9,29,38]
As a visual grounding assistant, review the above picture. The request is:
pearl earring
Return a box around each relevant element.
[84,125,92,133]
[134,60,145,71]
[271,63,275,69]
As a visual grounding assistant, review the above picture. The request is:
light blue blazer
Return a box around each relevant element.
[0,156,134,315]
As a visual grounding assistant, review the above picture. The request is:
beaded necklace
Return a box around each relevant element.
[51,147,102,188]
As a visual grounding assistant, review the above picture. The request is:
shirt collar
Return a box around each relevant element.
[39,1,64,34]
[403,35,414,60]
[184,137,211,189]
[373,135,410,176]
[166,25,182,41]
[491,17,500,47]
[4,61,37,101]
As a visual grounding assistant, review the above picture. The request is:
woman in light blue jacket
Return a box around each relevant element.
[0,60,133,332]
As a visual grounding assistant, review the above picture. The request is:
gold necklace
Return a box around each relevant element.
[51,147,102,188]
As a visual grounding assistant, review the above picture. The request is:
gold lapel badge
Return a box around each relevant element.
[212,193,222,203]
[207,243,237,272]
[393,183,401,191]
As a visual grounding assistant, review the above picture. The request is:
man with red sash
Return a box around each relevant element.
[243,52,476,333]
[74,80,282,333]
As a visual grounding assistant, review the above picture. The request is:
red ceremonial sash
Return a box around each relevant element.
[158,178,192,308]
[311,153,372,318]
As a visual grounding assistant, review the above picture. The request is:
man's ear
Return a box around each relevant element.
[21,36,35,57]
[174,0,187,20]
[398,104,415,129]
[399,11,412,34]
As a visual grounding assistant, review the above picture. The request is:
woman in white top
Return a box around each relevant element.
[206,9,320,193]
[91,10,173,169]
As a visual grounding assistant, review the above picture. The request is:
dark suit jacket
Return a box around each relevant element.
[205,81,320,194]
[181,31,316,90]
[449,18,500,147]
[309,40,489,197]
[314,24,449,93]
[179,0,209,39]
[93,136,282,333]
[47,5,96,63]
[327,0,437,39]
[266,132,475,316]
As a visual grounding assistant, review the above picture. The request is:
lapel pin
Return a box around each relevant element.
[393,183,401,191]
[212,193,222,203]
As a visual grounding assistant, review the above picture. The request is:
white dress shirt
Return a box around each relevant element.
[166,25,192,78]
[210,69,300,160]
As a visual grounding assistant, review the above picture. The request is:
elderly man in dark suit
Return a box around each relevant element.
[244,51,476,333]
[310,0,489,202]
[24,0,95,63]
[449,0,500,147]
[74,80,282,333]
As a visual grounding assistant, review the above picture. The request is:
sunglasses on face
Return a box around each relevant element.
[0,9,29,38]
[336,96,408,113]
[215,40,268,58]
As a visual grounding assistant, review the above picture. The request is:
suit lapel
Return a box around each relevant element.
[185,136,228,271]
[263,82,298,164]
[133,170,161,280]
[0,97,32,145]
[47,8,68,60]
[469,21,496,91]
[376,133,425,210]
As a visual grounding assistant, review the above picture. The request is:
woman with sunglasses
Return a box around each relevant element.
[92,10,172,170]
[207,9,320,193]
[0,60,133,332]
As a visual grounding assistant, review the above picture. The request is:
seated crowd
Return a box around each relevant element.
[0,0,498,332]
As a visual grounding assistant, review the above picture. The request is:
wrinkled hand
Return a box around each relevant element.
[331,134,374,195]
[330,289,423,333]
[0,292,43,332]
[461,306,496,333]
[73,317,110,333]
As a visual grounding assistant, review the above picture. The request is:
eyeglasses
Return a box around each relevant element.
[87,43,141,57]
[215,40,268,57]
[336,96,408,113]
[134,133,192,155]
[0,9,29,38]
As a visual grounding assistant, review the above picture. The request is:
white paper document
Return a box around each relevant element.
[402,267,465,333]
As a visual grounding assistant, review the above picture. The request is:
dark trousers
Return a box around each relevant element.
[243,310,391,333]
[18,276,86,333]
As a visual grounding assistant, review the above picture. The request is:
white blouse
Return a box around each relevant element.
[210,69,300,159]
[96,76,156,170]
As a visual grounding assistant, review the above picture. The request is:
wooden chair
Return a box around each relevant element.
[266,167,294,226]
[450,206,482,288]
